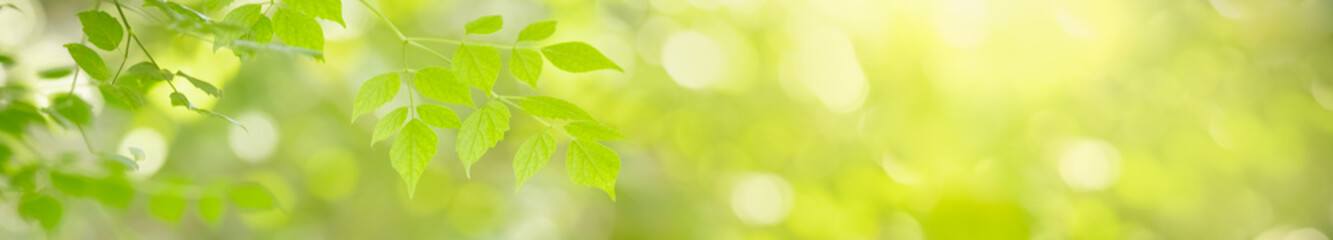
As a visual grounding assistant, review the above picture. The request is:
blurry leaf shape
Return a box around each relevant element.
[129,147,146,162]
[564,121,623,140]
[352,72,400,120]
[391,120,437,198]
[100,152,139,172]
[228,183,276,210]
[170,92,248,131]
[453,44,500,92]
[243,16,274,44]
[517,21,556,42]
[51,94,93,126]
[457,102,510,177]
[0,54,13,66]
[65,43,109,81]
[213,4,263,51]
[287,0,344,27]
[38,67,74,79]
[273,8,324,60]
[177,71,222,97]
[372,107,409,145]
[541,42,622,73]
[230,40,322,59]
[510,48,543,88]
[50,172,92,197]
[417,104,460,129]
[78,11,123,51]
[414,67,472,107]
[92,176,133,209]
[197,190,223,223]
[513,131,555,190]
[566,139,619,200]
[149,191,186,222]
[204,0,234,12]
[18,194,62,232]
[99,84,144,109]
[465,15,503,35]
[0,101,44,137]
[170,92,191,108]
[11,168,37,191]
[518,96,592,121]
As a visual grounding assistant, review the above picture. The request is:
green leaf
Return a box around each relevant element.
[52,94,93,126]
[243,16,274,44]
[457,102,510,177]
[511,48,543,88]
[0,101,45,137]
[197,190,224,224]
[228,183,276,210]
[564,120,624,140]
[273,8,324,59]
[518,96,592,121]
[100,84,144,109]
[170,92,192,108]
[50,172,92,197]
[204,0,235,12]
[391,120,437,198]
[65,44,109,81]
[213,4,263,50]
[352,72,401,120]
[417,104,460,128]
[129,147,146,162]
[566,139,620,200]
[38,67,74,79]
[149,191,186,222]
[513,131,555,190]
[414,67,472,107]
[453,44,501,92]
[372,107,409,145]
[541,42,622,73]
[464,15,503,35]
[0,54,13,66]
[177,71,222,97]
[192,108,248,132]
[92,176,133,209]
[100,152,139,172]
[125,62,173,83]
[517,21,556,42]
[78,11,123,51]
[287,0,344,27]
[18,195,62,232]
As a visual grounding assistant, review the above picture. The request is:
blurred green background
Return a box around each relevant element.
[3,0,1333,239]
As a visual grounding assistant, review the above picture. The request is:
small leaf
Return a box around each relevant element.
[129,147,146,162]
[100,84,144,109]
[51,94,93,126]
[564,120,624,140]
[414,67,471,107]
[0,101,45,137]
[149,191,186,222]
[566,139,620,200]
[513,131,555,190]
[391,120,437,198]
[65,44,109,81]
[177,71,222,97]
[38,67,74,79]
[170,92,192,108]
[213,4,263,50]
[518,96,592,121]
[50,172,92,197]
[125,62,173,83]
[457,102,510,178]
[18,194,62,232]
[197,191,223,224]
[191,108,247,132]
[352,72,401,120]
[453,44,501,92]
[78,11,123,51]
[511,49,543,88]
[243,16,274,44]
[517,21,556,42]
[287,0,344,27]
[273,8,324,60]
[100,152,139,171]
[541,42,622,73]
[464,15,503,35]
[0,54,14,66]
[228,183,276,210]
[372,107,409,145]
[417,104,460,129]
[92,176,133,209]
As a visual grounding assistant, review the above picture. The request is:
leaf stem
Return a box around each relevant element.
[408,41,451,65]
[357,0,406,40]
[495,95,554,128]
[75,124,96,153]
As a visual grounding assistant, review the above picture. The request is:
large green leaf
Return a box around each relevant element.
[51,94,93,126]
[511,48,543,88]
[464,15,503,35]
[414,66,471,107]
[229,183,276,210]
[391,120,437,198]
[204,0,234,11]
[517,21,556,42]
[417,104,460,129]
[457,102,510,177]
[566,139,620,200]
[273,8,324,59]
[563,121,623,140]
[243,16,274,44]
[371,107,409,145]
[65,44,109,81]
[100,85,144,109]
[352,72,401,120]
[78,11,123,51]
[513,131,555,190]
[518,96,592,121]
[213,4,263,50]
[287,0,344,26]
[541,42,622,73]
[18,195,62,232]
[452,44,501,93]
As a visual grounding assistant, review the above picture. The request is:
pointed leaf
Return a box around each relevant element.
[100,84,144,109]
[213,4,263,50]
[453,44,501,92]
[566,139,619,200]
[511,48,543,88]
[513,131,555,190]
[243,16,274,44]
[391,120,437,198]
[518,96,592,121]
[352,72,401,120]
[177,71,222,97]
[417,104,460,128]
[18,195,62,232]
[65,44,109,81]
[273,8,324,59]
[517,21,556,42]
[464,15,503,35]
[78,11,123,51]
[287,0,344,26]
[371,107,409,145]
[564,120,624,140]
[414,66,471,107]
[51,94,93,126]
[541,41,622,73]
[457,102,510,177]
[38,67,74,79]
